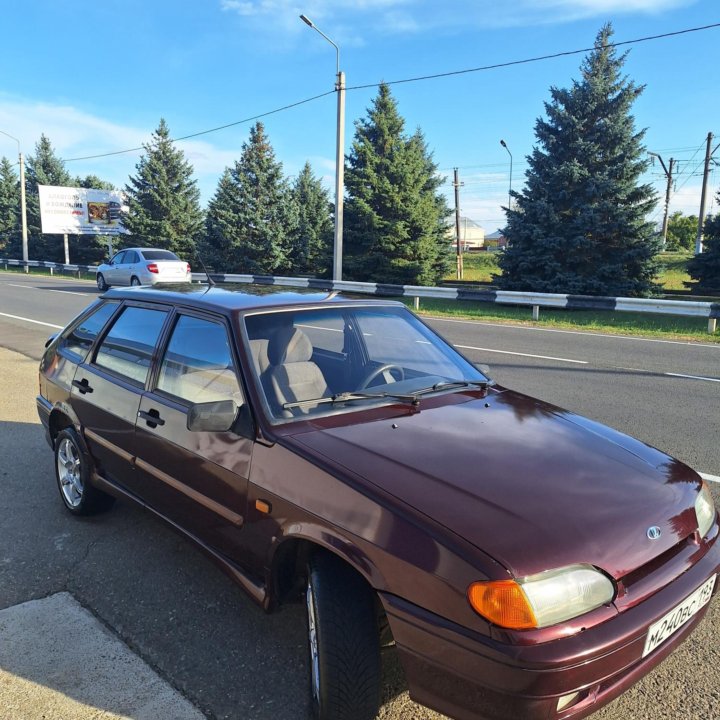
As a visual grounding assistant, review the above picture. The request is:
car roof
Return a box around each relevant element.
[102,284,404,313]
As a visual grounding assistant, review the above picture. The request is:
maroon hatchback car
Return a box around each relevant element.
[37,285,718,720]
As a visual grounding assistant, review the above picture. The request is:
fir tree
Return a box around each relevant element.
[287,162,333,277]
[687,205,720,292]
[498,24,659,297]
[25,135,73,261]
[202,122,297,274]
[344,84,451,285]
[0,157,19,255]
[124,119,203,258]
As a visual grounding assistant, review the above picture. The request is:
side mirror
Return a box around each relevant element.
[187,400,239,433]
[45,333,59,349]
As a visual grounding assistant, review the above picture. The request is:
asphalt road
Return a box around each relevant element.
[0,269,719,720]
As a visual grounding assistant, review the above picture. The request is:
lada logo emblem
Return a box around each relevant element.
[647,526,662,540]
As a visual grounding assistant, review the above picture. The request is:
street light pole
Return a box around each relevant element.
[500,139,513,211]
[300,14,345,281]
[0,129,29,272]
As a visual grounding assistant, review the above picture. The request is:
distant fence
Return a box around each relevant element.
[2,257,718,333]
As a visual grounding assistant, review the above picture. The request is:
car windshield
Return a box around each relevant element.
[244,305,487,421]
[141,250,179,260]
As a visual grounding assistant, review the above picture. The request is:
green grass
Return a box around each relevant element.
[401,297,719,343]
[0,265,96,282]
[444,251,696,293]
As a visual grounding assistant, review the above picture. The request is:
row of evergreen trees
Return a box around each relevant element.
[0,85,451,285]
[2,24,719,294]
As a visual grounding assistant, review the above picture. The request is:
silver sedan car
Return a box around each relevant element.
[96,248,191,290]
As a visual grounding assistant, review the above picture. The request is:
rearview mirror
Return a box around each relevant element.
[187,400,239,433]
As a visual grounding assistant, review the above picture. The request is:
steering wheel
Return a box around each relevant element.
[358,364,405,390]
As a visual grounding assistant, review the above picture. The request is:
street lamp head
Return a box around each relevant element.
[299,14,314,27]
[500,139,507,148]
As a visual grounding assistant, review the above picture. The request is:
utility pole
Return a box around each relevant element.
[0,130,29,271]
[649,152,675,250]
[453,168,464,280]
[696,132,718,255]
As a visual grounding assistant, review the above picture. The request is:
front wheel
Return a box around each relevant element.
[306,552,381,720]
[54,428,115,516]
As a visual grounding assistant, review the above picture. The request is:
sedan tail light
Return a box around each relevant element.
[186,263,191,274]
[147,263,159,273]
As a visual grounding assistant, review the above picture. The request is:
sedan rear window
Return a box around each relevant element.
[141,250,179,261]
[94,306,168,384]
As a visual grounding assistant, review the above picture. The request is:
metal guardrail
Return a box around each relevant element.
[1,258,717,332]
[193,272,719,333]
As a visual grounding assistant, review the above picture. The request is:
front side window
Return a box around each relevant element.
[110,251,126,265]
[244,305,485,421]
[157,315,243,405]
[61,301,119,361]
[95,306,168,384]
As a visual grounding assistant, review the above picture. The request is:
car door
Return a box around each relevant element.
[123,250,140,284]
[104,251,126,284]
[71,303,170,487]
[132,310,254,565]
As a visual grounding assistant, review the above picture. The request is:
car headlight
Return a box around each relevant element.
[696,482,716,539]
[468,564,615,629]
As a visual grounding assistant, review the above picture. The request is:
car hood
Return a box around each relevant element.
[291,389,701,579]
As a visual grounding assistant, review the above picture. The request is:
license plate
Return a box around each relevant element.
[642,574,716,658]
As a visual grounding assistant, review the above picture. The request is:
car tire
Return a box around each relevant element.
[96,273,108,291]
[306,552,381,720]
[54,428,115,516]
[130,276,141,287]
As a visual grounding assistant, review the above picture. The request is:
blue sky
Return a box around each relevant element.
[1,0,718,233]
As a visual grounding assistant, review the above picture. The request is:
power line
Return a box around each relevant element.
[61,89,336,163]
[59,22,720,165]
[345,22,720,91]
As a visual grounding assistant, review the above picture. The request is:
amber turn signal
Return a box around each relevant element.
[467,580,537,630]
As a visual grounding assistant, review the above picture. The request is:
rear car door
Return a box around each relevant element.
[71,303,170,488]
[121,250,140,285]
[133,311,254,564]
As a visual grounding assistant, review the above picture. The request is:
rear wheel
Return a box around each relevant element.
[96,273,108,291]
[306,552,381,720]
[54,428,115,516]
[130,276,141,287]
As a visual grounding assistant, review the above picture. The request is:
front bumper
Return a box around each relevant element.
[381,534,720,720]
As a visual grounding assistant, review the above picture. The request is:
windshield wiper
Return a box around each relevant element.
[411,379,489,397]
[283,390,420,411]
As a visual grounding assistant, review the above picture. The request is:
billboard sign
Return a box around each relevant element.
[38,185,129,236]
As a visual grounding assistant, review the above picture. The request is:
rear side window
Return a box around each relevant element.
[95,306,168,385]
[142,250,179,261]
[157,315,242,405]
[61,302,119,361]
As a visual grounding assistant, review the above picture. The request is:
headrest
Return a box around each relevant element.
[268,327,313,365]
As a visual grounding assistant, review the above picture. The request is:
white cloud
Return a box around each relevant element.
[219,0,696,37]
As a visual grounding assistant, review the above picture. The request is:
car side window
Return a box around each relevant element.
[94,306,168,385]
[125,251,139,264]
[110,251,126,265]
[157,315,243,406]
[60,301,120,361]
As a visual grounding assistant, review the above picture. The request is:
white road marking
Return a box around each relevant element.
[454,344,588,364]
[0,312,63,329]
[429,316,720,349]
[4,282,89,297]
[664,372,720,384]
[700,473,720,484]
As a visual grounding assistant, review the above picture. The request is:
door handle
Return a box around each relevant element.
[72,378,93,394]
[138,409,165,427]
